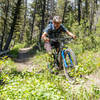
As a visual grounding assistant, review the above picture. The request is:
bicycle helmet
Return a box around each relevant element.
[53,16,62,23]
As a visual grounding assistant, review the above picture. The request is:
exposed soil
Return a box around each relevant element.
[14,47,100,89]
[14,47,38,72]
[84,69,100,88]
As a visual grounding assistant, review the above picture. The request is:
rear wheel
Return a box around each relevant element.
[62,48,77,78]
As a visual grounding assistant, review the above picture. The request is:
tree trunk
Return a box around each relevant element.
[85,0,89,18]
[30,0,37,41]
[78,0,81,25]
[62,0,67,24]
[4,0,22,50]
[20,0,27,42]
[90,0,95,33]
[39,0,46,45]
[0,0,9,51]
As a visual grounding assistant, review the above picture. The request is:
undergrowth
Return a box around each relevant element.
[0,49,100,99]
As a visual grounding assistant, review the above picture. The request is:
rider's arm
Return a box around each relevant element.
[42,32,50,42]
[66,30,76,39]
[42,24,52,42]
[61,24,76,39]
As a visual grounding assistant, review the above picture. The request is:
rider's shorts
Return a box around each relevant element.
[44,42,52,52]
[44,41,60,52]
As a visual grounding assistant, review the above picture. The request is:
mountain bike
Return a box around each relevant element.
[48,37,78,79]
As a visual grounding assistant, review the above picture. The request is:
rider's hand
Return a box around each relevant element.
[44,37,50,42]
[66,31,76,39]
[72,34,76,39]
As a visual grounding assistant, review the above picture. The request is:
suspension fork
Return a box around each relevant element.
[67,52,74,66]
[61,50,68,68]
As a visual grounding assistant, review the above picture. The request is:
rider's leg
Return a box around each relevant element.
[55,41,63,70]
[44,42,59,74]
[56,48,63,70]
[59,52,63,70]
[44,42,54,69]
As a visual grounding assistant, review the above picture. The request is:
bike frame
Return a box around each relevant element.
[50,38,74,69]
[61,49,74,68]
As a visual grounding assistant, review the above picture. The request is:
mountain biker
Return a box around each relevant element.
[42,16,76,72]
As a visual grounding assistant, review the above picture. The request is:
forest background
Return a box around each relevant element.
[0,0,100,99]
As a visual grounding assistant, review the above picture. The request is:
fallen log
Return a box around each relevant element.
[0,50,10,56]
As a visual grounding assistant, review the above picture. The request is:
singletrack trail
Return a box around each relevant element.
[85,70,100,88]
[83,52,100,88]
[15,47,100,88]
[14,47,39,72]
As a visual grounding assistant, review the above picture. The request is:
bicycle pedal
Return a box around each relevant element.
[55,72,59,75]
[59,66,63,70]
[50,70,54,74]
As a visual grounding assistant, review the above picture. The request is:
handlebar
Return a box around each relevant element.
[50,37,73,42]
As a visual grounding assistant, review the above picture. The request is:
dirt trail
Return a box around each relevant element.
[82,52,100,88]
[84,69,100,88]
[14,47,38,72]
[14,47,100,89]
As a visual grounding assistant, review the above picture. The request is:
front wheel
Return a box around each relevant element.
[62,48,77,78]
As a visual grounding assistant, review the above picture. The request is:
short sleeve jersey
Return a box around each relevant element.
[43,21,67,38]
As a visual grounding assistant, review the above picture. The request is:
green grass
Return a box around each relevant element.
[0,49,100,100]
[0,69,100,100]
[0,27,100,99]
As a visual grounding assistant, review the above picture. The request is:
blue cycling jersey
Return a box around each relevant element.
[43,21,67,38]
